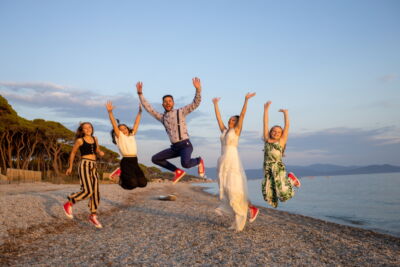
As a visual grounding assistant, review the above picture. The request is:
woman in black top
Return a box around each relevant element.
[64,122,105,228]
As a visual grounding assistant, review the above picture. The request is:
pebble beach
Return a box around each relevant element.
[0,182,399,266]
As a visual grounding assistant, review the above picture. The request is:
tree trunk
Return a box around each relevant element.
[5,131,16,169]
[43,146,52,174]
[22,132,40,170]
[15,132,26,169]
[43,138,61,177]
[51,144,62,177]
[0,132,7,174]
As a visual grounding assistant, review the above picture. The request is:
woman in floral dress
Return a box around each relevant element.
[262,101,301,208]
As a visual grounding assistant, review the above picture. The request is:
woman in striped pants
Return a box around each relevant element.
[64,122,105,228]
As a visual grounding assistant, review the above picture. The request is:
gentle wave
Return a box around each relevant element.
[197,172,400,237]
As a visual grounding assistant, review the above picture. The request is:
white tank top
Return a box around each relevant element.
[116,133,137,156]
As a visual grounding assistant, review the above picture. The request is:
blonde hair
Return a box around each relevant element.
[269,125,286,156]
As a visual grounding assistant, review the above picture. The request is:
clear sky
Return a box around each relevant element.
[1,0,399,169]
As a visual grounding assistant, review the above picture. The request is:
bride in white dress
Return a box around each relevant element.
[212,93,259,231]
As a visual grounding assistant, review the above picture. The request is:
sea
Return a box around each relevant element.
[196,172,400,237]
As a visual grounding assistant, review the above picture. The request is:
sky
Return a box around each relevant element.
[0,0,399,169]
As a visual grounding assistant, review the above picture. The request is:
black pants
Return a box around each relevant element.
[119,156,147,190]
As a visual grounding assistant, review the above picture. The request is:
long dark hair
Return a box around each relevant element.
[110,119,133,144]
[229,115,240,127]
[75,122,94,140]
[269,125,286,156]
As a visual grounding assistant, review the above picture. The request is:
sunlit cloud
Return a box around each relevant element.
[239,130,264,146]
[0,80,205,126]
[379,74,398,83]
[286,149,337,165]
[2,82,400,167]
[0,81,67,91]
[285,127,400,165]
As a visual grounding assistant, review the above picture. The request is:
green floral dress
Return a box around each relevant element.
[262,142,294,208]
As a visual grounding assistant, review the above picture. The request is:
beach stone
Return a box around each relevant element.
[158,194,177,201]
[0,182,399,266]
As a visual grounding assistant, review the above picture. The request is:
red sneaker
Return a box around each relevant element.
[249,206,259,223]
[89,214,103,228]
[288,172,301,188]
[172,169,186,184]
[63,201,73,219]
[110,168,121,180]
[198,158,205,178]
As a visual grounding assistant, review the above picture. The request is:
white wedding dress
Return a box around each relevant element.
[216,128,249,231]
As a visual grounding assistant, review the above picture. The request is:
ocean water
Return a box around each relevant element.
[197,172,400,237]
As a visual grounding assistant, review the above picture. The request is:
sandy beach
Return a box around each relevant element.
[0,181,399,266]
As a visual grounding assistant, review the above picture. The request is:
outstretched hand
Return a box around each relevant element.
[279,109,288,113]
[106,101,115,113]
[192,77,201,90]
[245,92,256,100]
[212,97,221,104]
[136,81,143,94]
[265,101,272,109]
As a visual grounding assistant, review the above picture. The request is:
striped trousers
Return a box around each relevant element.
[68,159,100,214]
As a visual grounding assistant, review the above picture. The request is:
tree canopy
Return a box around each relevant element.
[0,95,120,180]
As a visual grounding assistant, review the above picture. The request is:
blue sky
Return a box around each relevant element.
[0,0,399,169]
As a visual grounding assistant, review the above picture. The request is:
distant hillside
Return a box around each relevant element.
[186,164,400,180]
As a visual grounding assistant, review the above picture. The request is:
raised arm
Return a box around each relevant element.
[212,97,226,133]
[279,109,289,147]
[106,101,120,138]
[136,81,163,121]
[181,77,202,116]
[235,92,256,136]
[132,103,142,134]
[263,101,271,142]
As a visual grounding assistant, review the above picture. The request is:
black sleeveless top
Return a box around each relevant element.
[79,137,97,156]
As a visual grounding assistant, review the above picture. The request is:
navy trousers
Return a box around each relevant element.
[152,139,200,172]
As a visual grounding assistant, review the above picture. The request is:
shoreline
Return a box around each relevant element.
[196,180,400,238]
[1,181,399,266]
[194,182,400,245]
[193,181,400,239]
